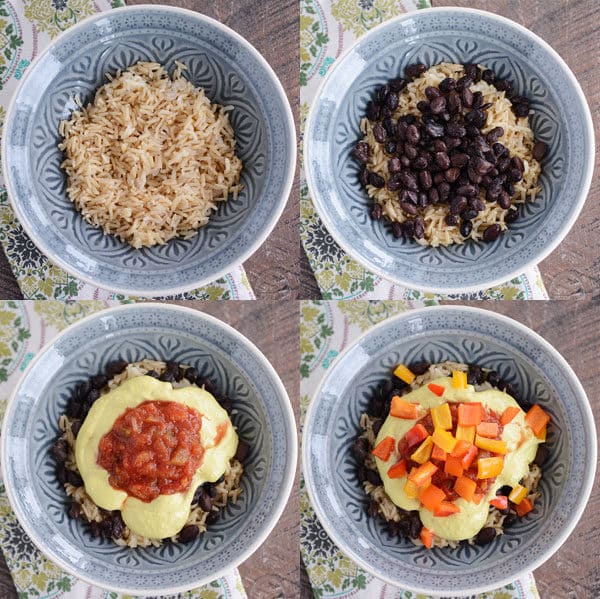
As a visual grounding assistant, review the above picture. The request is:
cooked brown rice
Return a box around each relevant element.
[57,359,244,548]
[361,63,541,246]
[358,361,542,548]
[59,62,243,248]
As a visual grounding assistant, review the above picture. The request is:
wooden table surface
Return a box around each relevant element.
[300,300,600,598]
[0,300,299,599]
[0,0,301,301]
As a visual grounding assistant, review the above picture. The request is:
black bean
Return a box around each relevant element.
[367,500,380,518]
[371,418,383,436]
[447,92,462,115]
[475,527,496,545]
[450,153,469,168]
[68,501,81,519]
[450,196,468,215]
[534,444,549,466]
[373,124,387,143]
[375,84,389,106]
[503,514,517,527]
[413,217,425,239]
[428,187,440,204]
[433,140,447,153]
[160,370,176,383]
[352,142,370,163]
[56,465,68,485]
[495,78,512,92]
[513,103,530,117]
[412,155,428,170]
[461,86,474,107]
[365,101,380,122]
[145,369,159,379]
[461,208,478,221]
[456,184,478,197]
[445,214,458,226]
[503,382,518,398]
[460,220,473,237]
[471,91,483,110]
[504,182,515,196]
[400,172,419,191]
[184,366,198,382]
[368,172,385,188]
[438,182,451,201]
[76,381,90,400]
[416,100,431,114]
[424,121,444,138]
[496,157,510,173]
[51,439,68,463]
[467,167,482,185]
[384,141,397,155]
[493,142,509,158]
[391,222,403,238]
[88,522,101,538]
[464,63,479,81]
[430,96,446,114]
[444,167,461,183]
[532,141,548,161]
[498,191,512,210]
[390,77,408,92]
[70,420,82,438]
[483,224,502,242]
[387,521,401,537]
[446,121,466,138]
[366,467,383,486]
[408,361,429,375]
[405,63,427,79]
[407,511,422,538]
[178,524,200,543]
[66,470,83,487]
[357,464,368,482]
[90,374,108,390]
[388,158,402,174]
[417,192,429,208]
[105,360,128,377]
[486,370,500,387]
[507,168,522,183]
[400,201,418,216]
[505,209,519,224]
[485,126,504,143]
[456,75,473,91]
[385,91,399,111]
[474,158,494,175]
[466,364,484,385]
[439,77,456,93]
[419,171,432,190]
[387,174,403,192]
[404,144,418,160]
[424,86,441,100]
[469,198,486,212]
[234,438,250,462]
[435,152,450,169]
[218,396,232,413]
[111,513,125,538]
[197,489,212,512]
[370,203,382,221]
[402,220,416,238]
[65,396,82,419]
[382,117,397,137]
[406,124,420,144]
[481,69,496,84]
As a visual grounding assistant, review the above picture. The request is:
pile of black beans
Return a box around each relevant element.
[352,360,549,546]
[51,359,249,543]
[352,62,548,242]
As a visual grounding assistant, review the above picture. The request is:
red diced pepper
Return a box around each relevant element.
[431,444,447,462]
[387,459,407,479]
[405,423,429,448]
[428,383,446,397]
[460,444,479,469]
[450,439,472,458]
[525,405,550,436]
[433,501,461,517]
[419,484,446,512]
[500,406,520,425]
[420,527,434,549]
[476,421,499,438]
[444,455,464,478]
[515,497,534,517]
[390,396,420,419]
[490,495,508,510]
[458,403,483,427]
[409,461,438,487]
[371,436,395,461]
[454,476,476,502]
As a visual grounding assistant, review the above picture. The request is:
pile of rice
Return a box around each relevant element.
[57,359,244,548]
[361,63,542,247]
[358,361,542,549]
[58,62,243,248]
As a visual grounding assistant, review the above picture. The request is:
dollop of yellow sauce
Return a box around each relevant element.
[75,375,238,539]
[374,377,541,541]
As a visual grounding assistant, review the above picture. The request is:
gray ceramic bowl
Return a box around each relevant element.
[1,303,297,595]
[2,5,295,296]
[303,306,596,596]
[304,8,594,293]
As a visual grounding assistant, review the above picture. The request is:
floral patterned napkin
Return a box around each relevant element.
[299,300,540,599]
[0,0,255,300]
[299,0,549,300]
[0,300,247,598]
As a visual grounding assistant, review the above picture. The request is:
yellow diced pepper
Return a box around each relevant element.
[404,476,420,498]
[432,428,458,454]
[455,424,475,443]
[394,363,415,384]
[508,484,528,505]
[411,436,433,464]
[431,403,452,430]
[474,435,507,455]
[477,456,504,479]
[452,370,468,389]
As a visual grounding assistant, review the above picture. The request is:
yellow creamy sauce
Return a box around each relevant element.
[374,376,540,541]
[75,375,238,539]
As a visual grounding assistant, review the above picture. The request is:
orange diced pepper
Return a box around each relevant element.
[454,476,477,502]
[450,439,472,458]
[461,444,479,469]
[387,459,408,479]
[394,364,415,384]
[475,435,507,455]
[420,527,434,549]
[404,475,420,498]
[431,444,447,462]
[405,423,429,448]
[434,501,461,517]
[500,406,520,425]
[455,424,475,443]
[411,436,433,464]
[476,421,499,438]
[444,455,464,478]
[472,493,484,505]
[490,495,508,510]
[458,403,483,427]
[515,497,534,517]
[536,425,547,441]
[431,403,452,430]
[525,405,550,436]
[508,484,528,505]
[371,436,395,461]
[477,456,504,479]
[432,428,458,454]
[409,461,438,487]
[419,483,446,512]
[451,370,468,390]
[428,383,446,397]
[390,395,420,419]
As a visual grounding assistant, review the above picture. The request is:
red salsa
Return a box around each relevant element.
[97,400,204,502]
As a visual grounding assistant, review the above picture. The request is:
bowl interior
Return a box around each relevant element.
[4,7,293,294]
[306,9,592,292]
[3,305,294,594]
[304,307,594,595]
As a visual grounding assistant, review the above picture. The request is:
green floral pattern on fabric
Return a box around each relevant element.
[300,300,540,599]
[0,301,248,598]
[24,0,103,38]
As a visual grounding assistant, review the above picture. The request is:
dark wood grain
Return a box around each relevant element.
[0,301,299,599]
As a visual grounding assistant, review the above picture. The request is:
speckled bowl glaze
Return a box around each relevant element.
[303,306,596,596]
[2,5,295,296]
[304,8,594,293]
[1,304,297,595]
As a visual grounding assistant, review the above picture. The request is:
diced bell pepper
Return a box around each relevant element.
[405,423,429,448]
[455,424,475,443]
[428,383,446,397]
[420,527,434,549]
[409,461,438,488]
[500,406,520,425]
[515,497,534,517]
[444,455,464,478]
[404,476,420,498]
[451,370,468,390]
[476,421,499,438]
[475,435,507,455]
[390,396,420,419]
[524,404,550,436]
[458,402,483,427]
[434,501,461,517]
[431,444,447,462]
[419,483,446,512]
[508,484,528,505]
[432,428,458,454]
[450,439,472,458]
[431,402,452,430]
[477,456,504,479]
[460,444,479,469]
[394,364,415,384]
[454,476,477,502]
[490,495,508,510]
[411,436,433,464]
[387,459,407,479]
[371,436,395,461]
